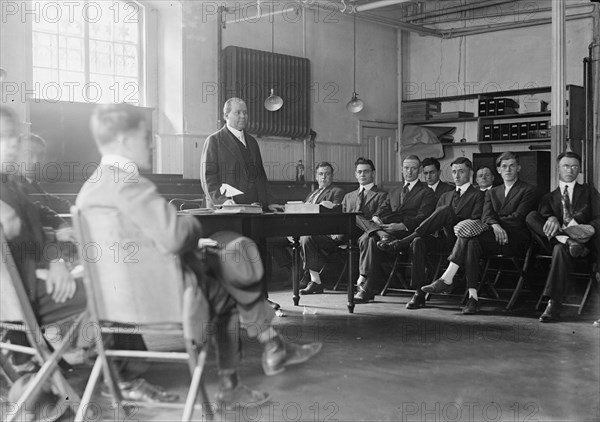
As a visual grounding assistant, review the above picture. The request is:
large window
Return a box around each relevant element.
[32,0,144,104]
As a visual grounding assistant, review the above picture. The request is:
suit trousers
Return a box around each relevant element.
[410,234,455,291]
[300,235,339,272]
[526,211,588,303]
[448,230,514,289]
[415,205,457,237]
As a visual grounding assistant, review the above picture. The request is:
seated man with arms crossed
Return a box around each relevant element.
[526,151,600,322]
[355,155,436,303]
[298,161,346,294]
[422,157,454,202]
[379,157,484,309]
[77,103,321,408]
[422,152,538,314]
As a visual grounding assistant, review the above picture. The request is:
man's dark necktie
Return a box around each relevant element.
[400,184,409,205]
[356,188,365,212]
[452,188,461,209]
[562,185,573,225]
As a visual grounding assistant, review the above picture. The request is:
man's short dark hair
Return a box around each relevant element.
[355,157,375,172]
[556,151,581,165]
[496,151,519,167]
[450,157,473,170]
[403,155,421,166]
[476,166,493,174]
[91,104,146,146]
[315,162,334,174]
[422,157,441,171]
[223,98,246,117]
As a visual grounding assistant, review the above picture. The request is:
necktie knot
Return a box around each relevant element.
[563,185,569,196]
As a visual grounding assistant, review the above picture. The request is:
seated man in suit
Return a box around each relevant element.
[475,166,495,191]
[78,103,321,408]
[526,151,600,322]
[379,157,484,309]
[422,157,454,201]
[422,151,537,314]
[337,157,390,302]
[355,155,436,303]
[298,161,346,294]
[0,106,179,405]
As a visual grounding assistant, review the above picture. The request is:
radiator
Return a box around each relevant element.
[222,45,311,139]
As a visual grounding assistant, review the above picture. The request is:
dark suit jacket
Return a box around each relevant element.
[19,177,69,229]
[343,186,390,234]
[538,183,600,234]
[382,181,436,231]
[201,125,274,210]
[483,179,538,252]
[432,181,455,203]
[304,184,345,205]
[436,184,484,237]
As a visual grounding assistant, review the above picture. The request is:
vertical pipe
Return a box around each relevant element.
[217,7,224,130]
[550,0,566,189]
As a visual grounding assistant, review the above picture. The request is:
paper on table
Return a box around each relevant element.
[320,200,336,209]
[220,183,244,197]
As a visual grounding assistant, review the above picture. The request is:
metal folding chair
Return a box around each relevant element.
[465,246,533,310]
[0,229,85,422]
[71,206,211,422]
[535,253,597,315]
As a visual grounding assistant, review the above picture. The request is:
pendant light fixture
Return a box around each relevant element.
[264,15,283,112]
[0,67,6,82]
[346,12,364,113]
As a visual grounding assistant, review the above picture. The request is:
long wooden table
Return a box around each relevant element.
[191,212,361,313]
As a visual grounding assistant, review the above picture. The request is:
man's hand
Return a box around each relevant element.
[543,216,560,238]
[46,260,76,303]
[223,199,236,205]
[198,238,220,249]
[381,223,408,233]
[371,216,383,226]
[56,227,76,243]
[330,234,344,242]
[491,223,508,245]
[267,204,285,213]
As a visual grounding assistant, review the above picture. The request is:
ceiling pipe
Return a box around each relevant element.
[355,0,414,13]
[225,4,297,25]
[405,0,516,23]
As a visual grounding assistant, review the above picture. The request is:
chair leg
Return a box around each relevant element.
[506,252,530,310]
[332,260,348,291]
[577,277,594,315]
[182,348,209,422]
[380,255,401,296]
[74,357,104,422]
[0,350,20,384]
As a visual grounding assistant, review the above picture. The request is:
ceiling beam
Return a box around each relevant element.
[404,0,516,23]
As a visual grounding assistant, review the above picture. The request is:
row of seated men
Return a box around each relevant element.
[298,153,600,321]
[0,104,323,411]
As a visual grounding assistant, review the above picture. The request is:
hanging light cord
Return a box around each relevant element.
[353,12,357,93]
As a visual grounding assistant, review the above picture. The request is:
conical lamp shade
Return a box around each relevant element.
[265,88,283,111]
[0,67,6,82]
[346,92,364,113]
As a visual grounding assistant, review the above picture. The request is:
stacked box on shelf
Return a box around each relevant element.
[478,98,519,116]
[481,119,551,141]
[402,101,441,122]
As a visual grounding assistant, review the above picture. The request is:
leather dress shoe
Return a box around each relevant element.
[216,384,271,411]
[421,278,453,294]
[101,378,179,403]
[539,300,562,323]
[406,292,426,309]
[353,286,375,303]
[300,281,324,295]
[566,238,590,258]
[267,299,281,310]
[462,297,480,314]
[262,335,322,376]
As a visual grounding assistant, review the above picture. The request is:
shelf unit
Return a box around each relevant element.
[402,85,584,154]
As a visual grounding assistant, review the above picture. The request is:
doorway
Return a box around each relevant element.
[360,122,399,186]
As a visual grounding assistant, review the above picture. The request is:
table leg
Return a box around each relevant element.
[292,236,300,306]
[260,239,280,310]
[347,237,356,313]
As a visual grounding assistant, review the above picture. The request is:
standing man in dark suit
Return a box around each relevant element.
[379,157,484,309]
[355,155,436,302]
[422,157,454,201]
[423,151,538,314]
[299,162,346,294]
[201,98,282,211]
[526,151,600,322]
[337,158,390,302]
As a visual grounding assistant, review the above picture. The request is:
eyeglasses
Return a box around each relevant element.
[560,164,580,171]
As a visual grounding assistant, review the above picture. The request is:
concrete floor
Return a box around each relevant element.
[2,288,598,422]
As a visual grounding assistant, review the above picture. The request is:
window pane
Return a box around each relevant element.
[58,36,84,71]
[89,73,116,103]
[33,68,59,98]
[114,44,138,76]
[90,40,114,74]
[58,71,86,102]
[114,76,140,104]
[89,3,114,41]
[33,32,58,68]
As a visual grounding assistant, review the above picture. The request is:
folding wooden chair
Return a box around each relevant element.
[380,251,413,296]
[466,246,533,310]
[0,229,85,422]
[535,253,597,315]
[71,206,211,422]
